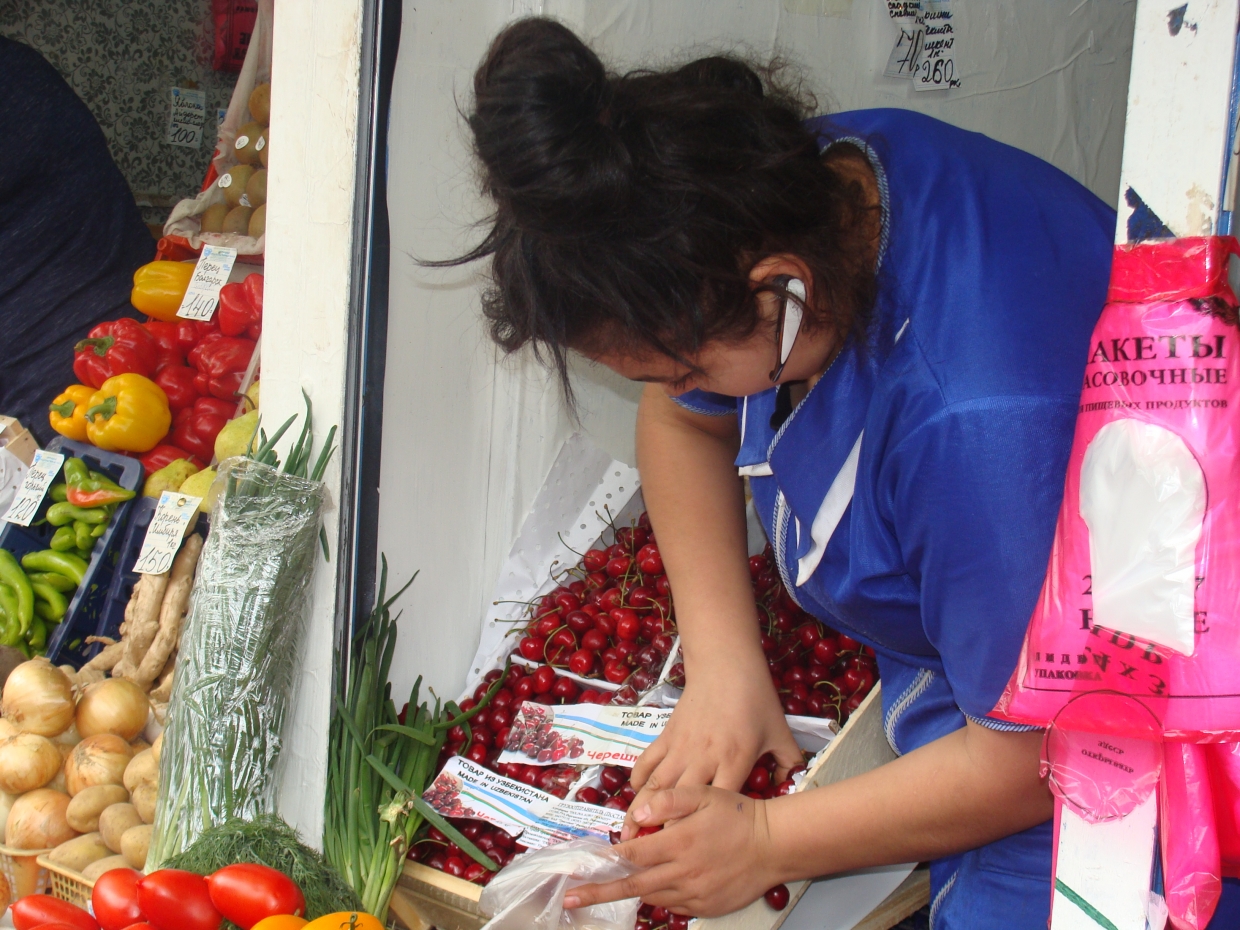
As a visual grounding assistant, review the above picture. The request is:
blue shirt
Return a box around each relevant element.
[674,108,1113,927]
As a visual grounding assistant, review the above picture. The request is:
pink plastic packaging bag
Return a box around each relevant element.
[995,237,1240,740]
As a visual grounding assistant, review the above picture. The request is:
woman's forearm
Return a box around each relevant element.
[765,723,1053,880]
[635,386,763,676]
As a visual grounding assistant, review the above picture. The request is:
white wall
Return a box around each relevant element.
[378,0,1137,702]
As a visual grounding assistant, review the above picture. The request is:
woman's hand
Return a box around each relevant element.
[566,786,780,917]
[623,656,802,839]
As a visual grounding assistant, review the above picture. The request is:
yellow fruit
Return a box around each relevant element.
[179,466,218,514]
[246,380,260,410]
[245,168,267,207]
[234,120,265,165]
[303,914,384,930]
[257,127,269,167]
[219,165,254,208]
[251,917,307,930]
[199,202,229,234]
[223,206,252,235]
[214,410,259,461]
[249,82,271,125]
[249,203,266,239]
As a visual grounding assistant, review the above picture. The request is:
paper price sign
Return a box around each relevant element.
[2,451,65,527]
[176,245,238,321]
[133,492,201,575]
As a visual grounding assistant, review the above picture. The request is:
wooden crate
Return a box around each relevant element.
[391,686,925,930]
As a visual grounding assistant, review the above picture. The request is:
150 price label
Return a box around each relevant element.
[176,245,238,322]
[1,451,65,527]
[133,492,201,575]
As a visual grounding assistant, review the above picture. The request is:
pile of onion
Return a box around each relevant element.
[76,678,149,741]
[6,788,74,849]
[0,734,61,794]
[0,660,74,737]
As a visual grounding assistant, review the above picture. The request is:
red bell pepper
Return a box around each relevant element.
[170,397,233,462]
[244,272,263,312]
[141,444,202,472]
[218,277,262,340]
[144,320,184,371]
[176,320,219,357]
[153,364,199,412]
[73,319,159,389]
[190,336,256,401]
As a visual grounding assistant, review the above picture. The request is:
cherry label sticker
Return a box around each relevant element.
[422,757,623,850]
[133,491,201,575]
[176,244,238,321]
[1,450,64,527]
[498,702,672,768]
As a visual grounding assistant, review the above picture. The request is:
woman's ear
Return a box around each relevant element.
[749,254,814,306]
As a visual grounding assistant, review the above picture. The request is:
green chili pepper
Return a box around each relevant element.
[90,523,106,538]
[49,483,68,503]
[46,502,109,527]
[63,457,89,488]
[0,550,33,635]
[74,521,94,552]
[0,584,23,646]
[27,617,47,651]
[72,548,93,562]
[20,551,87,587]
[30,582,67,622]
[50,526,77,552]
[27,572,76,593]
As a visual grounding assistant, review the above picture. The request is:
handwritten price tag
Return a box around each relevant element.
[176,245,238,322]
[133,491,201,575]
[1,451,64,527]
[168,86,206,149]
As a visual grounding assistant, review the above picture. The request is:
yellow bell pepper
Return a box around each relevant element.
[131,261,195,322]
[47,384,95,442]
[84,373,171,453]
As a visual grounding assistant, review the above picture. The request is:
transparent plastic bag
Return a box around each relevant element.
[478,837,640,930]
[148,458,325,866]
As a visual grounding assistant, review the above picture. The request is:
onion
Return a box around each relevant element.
[0,790,17,843]
[1,660,74,737]
[0,734,62,793]
[6,788,75,849]
[51,721,81,752]
[76,679,150,741]
[65,735,133,796]
[0,719,18,740]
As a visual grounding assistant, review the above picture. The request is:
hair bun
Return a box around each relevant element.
[674,56,764,98]
[470,18,629,229]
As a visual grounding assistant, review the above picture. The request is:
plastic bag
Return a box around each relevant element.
[478,837,640,930]
[995,237,1240,740]
[212,0,259,72]
[148,458,325,866]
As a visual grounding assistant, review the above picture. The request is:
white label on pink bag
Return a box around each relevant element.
[423,757,623,849]
[498,703,672,768]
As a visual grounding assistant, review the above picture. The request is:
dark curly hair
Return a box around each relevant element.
[433,17,877,393]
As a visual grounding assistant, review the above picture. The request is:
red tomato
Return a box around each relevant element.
[206,863,305,929]
[12,896,99,930]
[121,925,158,930]
[137,870,222,930]
[92,869,145,930]
[28,924,87,930]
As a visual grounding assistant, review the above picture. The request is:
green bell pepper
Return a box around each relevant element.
[63,457,89,488]
[74,520,94,552]
[49,483,68,503]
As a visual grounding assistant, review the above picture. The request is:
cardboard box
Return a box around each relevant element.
[0,417,38,467]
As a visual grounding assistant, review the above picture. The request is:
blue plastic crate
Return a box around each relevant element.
[0,438,143,667]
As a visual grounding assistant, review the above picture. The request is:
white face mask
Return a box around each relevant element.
[769,277,806,383]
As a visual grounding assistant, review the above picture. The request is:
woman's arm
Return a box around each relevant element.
[631,385,803,794]
[566,722,1052,917]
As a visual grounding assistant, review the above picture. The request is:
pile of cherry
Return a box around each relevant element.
[515,515,676,690]
[410,822,525,886]
[749,549,878,725]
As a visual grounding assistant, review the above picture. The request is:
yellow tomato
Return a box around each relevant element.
[252,917,309,930]
[302,913,385,930]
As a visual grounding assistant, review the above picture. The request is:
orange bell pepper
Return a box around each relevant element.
[47,385,94,442]
[84,373,171,453]
[131,261,195,323]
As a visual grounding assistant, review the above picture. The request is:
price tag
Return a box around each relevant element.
[912,0,960,91]
[176,245,238,321]
[133,491,201,575]
[1,450,64,527]
[168,87,207,149]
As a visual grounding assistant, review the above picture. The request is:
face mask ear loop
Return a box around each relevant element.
[769,277,806,383]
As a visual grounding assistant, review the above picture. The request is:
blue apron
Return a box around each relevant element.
[674,108,1115,928]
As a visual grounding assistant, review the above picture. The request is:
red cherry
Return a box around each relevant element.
[749,554,769,579]
[784,696,807,716]
[765,884,790,910]
[532,665,557,694]
[513,677,534,701]
[613,640,637,662]
[568,649,595,676]
[811,637,839,664]
[838,633,861,651]
[490,707,512,730]
[466,742,489,764]
[582,549,609,572]
[628,585,656,608]
[595,611,618,636]
[604,660,630,684]
[566,610,595,634]
[606,556,632,578]
[519,637,546,661]
[599,766,627,793]
[669,915,692,930]
[549,628,577,650]
[471,725,493,748]
[629,668,656,691]
[534,615,561,638]
[580,689,605,703]
[555,592,582,613]
[552,677,580,701]
[797,623,823,650]
[746,765,771,793]
[491,689,514,709]
[483,669,503,684]
[599,588,623,612]
[581,628,608,652]
[651,632,676,655]
[612,609,640,641]
[576,785,602,804]
[655,576,672,597]
[444,856,467,877]
[772,609,795,634]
